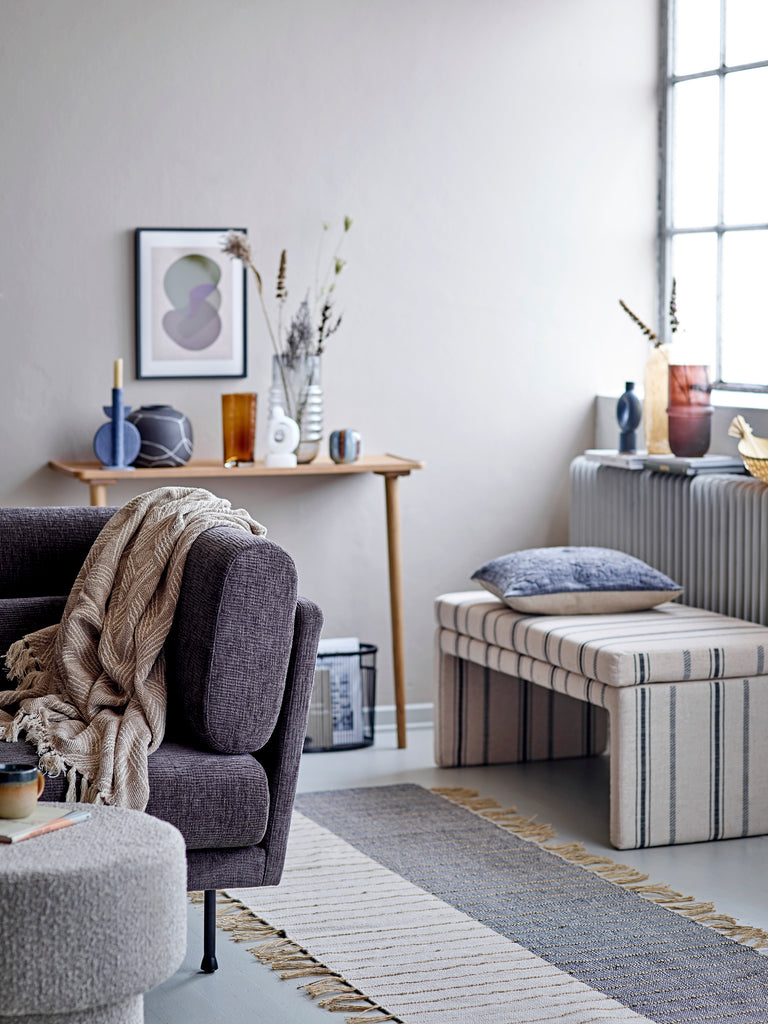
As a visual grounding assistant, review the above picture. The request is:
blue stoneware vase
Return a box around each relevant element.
[616,382,642,454]
[126,405,193,467]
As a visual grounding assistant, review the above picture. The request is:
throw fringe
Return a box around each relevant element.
[0,711,105,805]
[3,636,45,690]
[188,891,401,1024]
[433,786,768,950]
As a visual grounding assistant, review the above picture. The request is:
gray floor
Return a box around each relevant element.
[145,724,768,1024]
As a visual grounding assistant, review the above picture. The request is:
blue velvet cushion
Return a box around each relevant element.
[471,546,683,614]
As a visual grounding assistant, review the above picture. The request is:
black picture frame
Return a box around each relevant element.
[135,227,247,379]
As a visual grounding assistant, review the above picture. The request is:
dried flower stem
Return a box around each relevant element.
[619,279,679,349]
[222,231,294,416]
[313,217,352,346]
[223,220,352,419]
[619,299,660,345]
[669,278,679,335]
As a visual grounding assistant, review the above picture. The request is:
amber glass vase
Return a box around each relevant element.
[221,393,257,467]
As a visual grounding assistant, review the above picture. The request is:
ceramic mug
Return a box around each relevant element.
[329,429,362,464]
[0,763,46,819]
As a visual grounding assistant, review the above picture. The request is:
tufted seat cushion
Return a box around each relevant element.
[0,739,269,850]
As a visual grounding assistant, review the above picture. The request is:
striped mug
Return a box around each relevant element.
[0,763,45,819]
[329,429,362,464]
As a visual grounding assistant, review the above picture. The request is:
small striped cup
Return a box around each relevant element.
[329,429,362,464]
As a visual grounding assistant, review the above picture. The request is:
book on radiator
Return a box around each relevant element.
[642,454,747,475]
[584,449,746,475]
[0,805,91,843]
[583,449,646,469]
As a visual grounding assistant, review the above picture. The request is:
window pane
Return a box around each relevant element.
[674,0,721,75]
[721,230,768,385]
[724,67,768,224]
[726,0,768,67]
[671,77,720,228]
[669,233,718,369]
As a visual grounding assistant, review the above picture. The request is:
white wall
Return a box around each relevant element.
[0,0,658,708]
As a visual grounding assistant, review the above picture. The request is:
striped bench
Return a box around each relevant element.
[434,592,768,849]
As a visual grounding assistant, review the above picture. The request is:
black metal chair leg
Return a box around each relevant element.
[200,888,219,973]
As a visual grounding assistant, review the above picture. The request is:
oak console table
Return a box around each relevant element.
[48,454,423,748]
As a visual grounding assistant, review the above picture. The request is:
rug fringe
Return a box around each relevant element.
[189,891,402,1023]
[432,788,768,951]
[190,786,767,1024]
[431,786,558,841]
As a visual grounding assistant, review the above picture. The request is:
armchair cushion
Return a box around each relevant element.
[0,507,113,598]
[0,596,67,670]
[0,738,270,850]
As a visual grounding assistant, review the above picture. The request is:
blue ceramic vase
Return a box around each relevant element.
[126,405,193,467]
[616,382,642,454]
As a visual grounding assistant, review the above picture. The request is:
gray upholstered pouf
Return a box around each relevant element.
[0,803,187,1024]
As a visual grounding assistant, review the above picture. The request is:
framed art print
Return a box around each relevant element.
[135,228,247,378]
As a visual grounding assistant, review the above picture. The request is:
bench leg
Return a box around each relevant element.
[608,677,768,849]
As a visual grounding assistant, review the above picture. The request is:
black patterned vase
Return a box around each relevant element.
[126,405,193,467]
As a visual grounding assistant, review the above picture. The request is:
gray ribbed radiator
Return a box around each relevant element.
[569,456,768,625]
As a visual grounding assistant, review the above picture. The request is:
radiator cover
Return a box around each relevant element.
[569,456,768,625]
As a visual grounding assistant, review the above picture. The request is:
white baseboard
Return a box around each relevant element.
[375,702,434,731]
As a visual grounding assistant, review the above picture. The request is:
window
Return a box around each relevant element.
[660,0,768,392]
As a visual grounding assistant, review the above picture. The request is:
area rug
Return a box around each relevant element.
[211,784,768,1024]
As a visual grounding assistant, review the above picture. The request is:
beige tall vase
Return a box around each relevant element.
[643,344,672,455]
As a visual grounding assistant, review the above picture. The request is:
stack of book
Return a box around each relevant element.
[584,450,746,476]
[0,805,91,844]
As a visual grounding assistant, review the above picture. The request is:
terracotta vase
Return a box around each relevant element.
[643,344,672,455]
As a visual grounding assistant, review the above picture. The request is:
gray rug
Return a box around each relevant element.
[219,784,768,1024]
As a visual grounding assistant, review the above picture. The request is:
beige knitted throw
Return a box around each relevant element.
[0,487,266,810]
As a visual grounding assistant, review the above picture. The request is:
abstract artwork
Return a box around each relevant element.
[135,228,247,378]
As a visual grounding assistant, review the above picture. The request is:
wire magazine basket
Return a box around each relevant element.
[303,642,377,752]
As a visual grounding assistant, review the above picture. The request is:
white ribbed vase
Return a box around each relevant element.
[270,354,323,464]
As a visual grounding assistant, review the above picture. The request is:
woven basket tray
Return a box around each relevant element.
[741,455,768,483]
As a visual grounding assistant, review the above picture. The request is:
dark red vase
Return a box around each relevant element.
[667,365,713,458]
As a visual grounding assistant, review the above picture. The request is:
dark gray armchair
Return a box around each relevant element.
[0,505,322,972]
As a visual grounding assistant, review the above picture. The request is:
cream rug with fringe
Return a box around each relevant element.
[200,784,768,1024]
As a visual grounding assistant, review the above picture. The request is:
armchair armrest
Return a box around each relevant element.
[259,595,323,886]
[165,526,302,754]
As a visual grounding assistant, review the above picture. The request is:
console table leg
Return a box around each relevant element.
[89,482,109,507]
[384,473,407,748]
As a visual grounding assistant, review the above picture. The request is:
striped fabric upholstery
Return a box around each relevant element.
[436,592,768,686]
[434,592,768,849]
[435,644,608,769]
